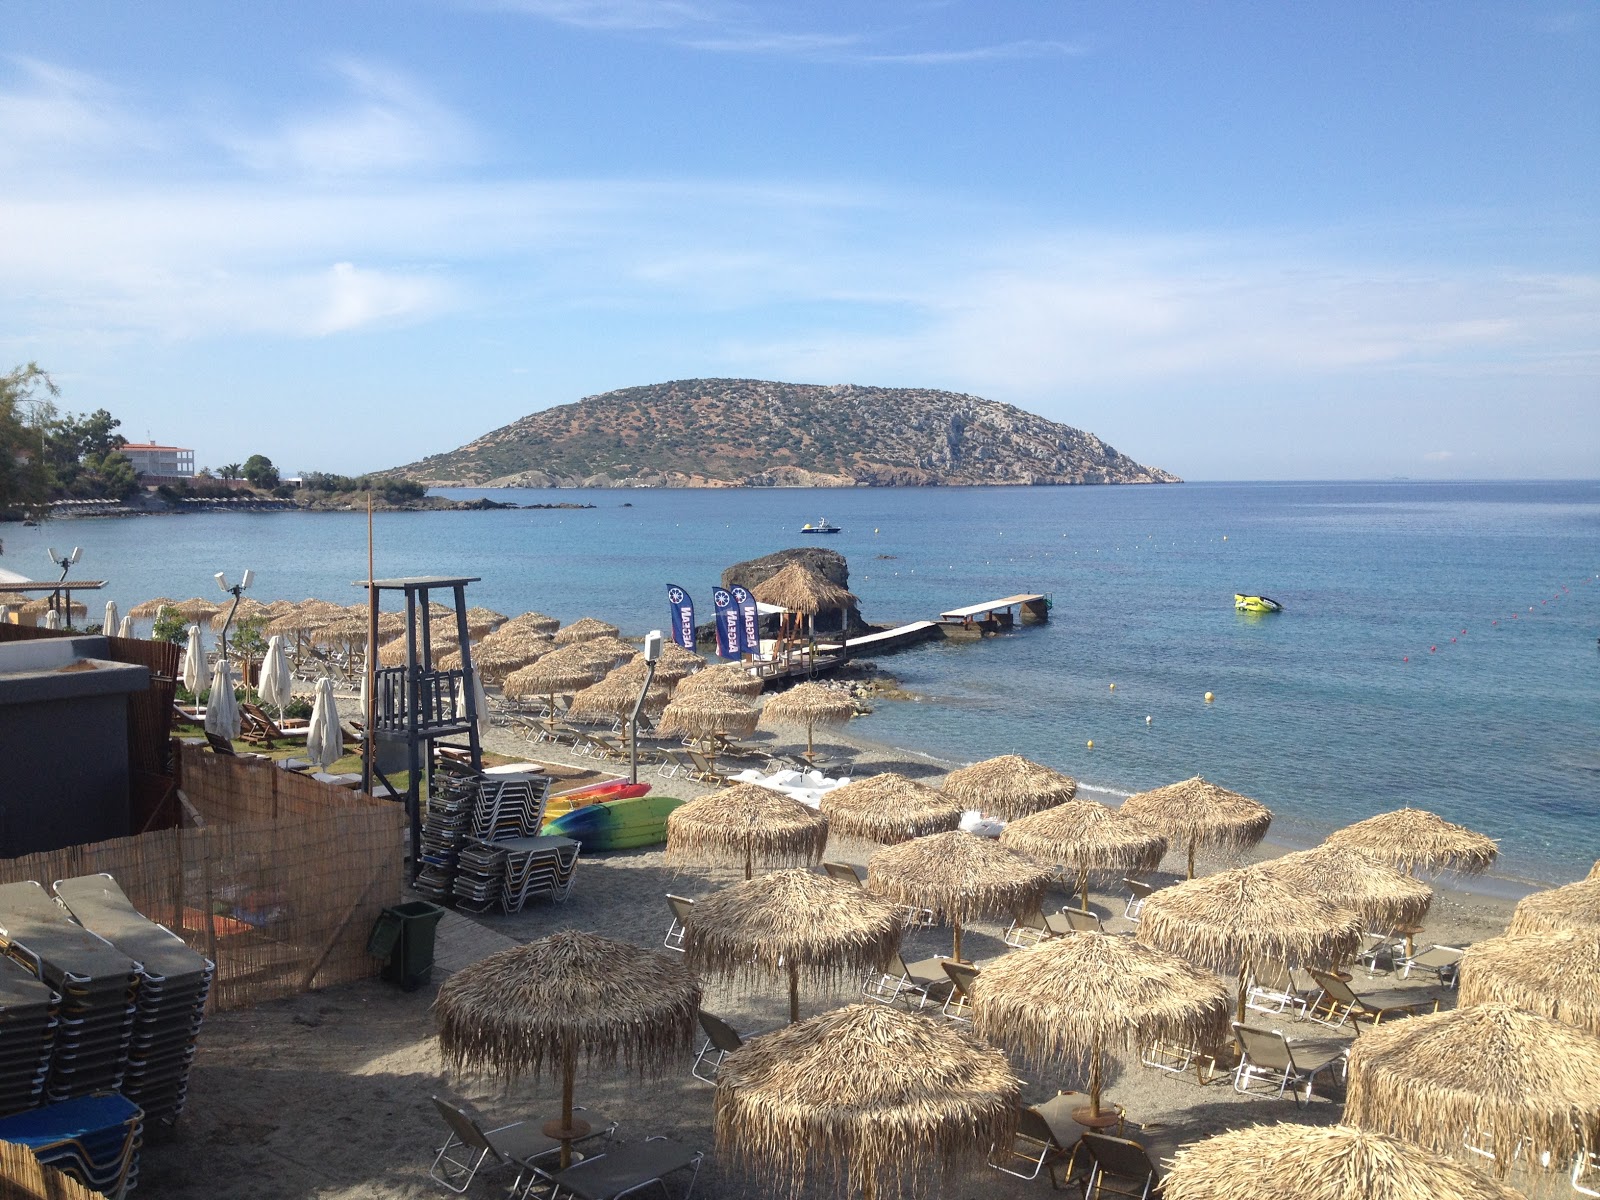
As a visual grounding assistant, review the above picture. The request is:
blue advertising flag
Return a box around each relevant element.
[666,584,696,649]
[712,587,741,659]
[731,585,760,656]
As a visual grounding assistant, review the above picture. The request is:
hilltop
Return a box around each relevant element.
[393,379,1179,488]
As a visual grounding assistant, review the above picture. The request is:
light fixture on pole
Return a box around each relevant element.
[214,568,254,661]
[629,629,663,785]
[45,546,82,625]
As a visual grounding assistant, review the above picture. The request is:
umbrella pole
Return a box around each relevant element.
[1088,1039,1103,1117]
[788,961,800,1023]
[1236,962,1249,1025]
[806,717,815,759]
[952,920,963,963]
[1077,866,1090,911]
[1187,838,1197,880]
[745,838,753,881]
[560,1048,577,1168]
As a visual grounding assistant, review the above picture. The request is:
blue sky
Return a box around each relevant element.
[2,2,1596,480]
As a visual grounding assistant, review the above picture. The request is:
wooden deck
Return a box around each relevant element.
[938,593,1050,636]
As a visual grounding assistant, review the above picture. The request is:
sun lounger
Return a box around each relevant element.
[1123,878,1155,922]
[941,960,980,1023]
[1059,906,1106,933]
[990,1102,1079,1185]
[1398,943,1464,987]
[690,1012,746,1084]
[663,895,693,953]
[1231,1022,1347,1105]
[685,750,732,786]
[1245,959,1312,1019]
[1004,906,1071,947]
[861,951,954,1009]
[821,862,864,887]
[240,702,309,748]
[429,1096,615,1195]
[1079,1132,1164,1200]
[1306,969,1443,1029]
[535,1136,703,1200]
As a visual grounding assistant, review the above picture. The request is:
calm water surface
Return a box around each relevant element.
[9,481,1598,883]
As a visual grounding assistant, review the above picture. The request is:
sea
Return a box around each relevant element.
[7,480,1598,887]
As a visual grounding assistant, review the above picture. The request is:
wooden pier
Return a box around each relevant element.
[938,593,1050,638]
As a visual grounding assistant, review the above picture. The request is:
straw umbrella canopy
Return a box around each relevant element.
[569,673,669,722]
[1257,846,1433,930]
[128,597,175,618]
[1589,860,1600,882]
[714,1003,1018,1200]
[751,561,857,616]
[819,773,964,845]
[208,597,269,629]
[684,869,903,1023]
[653,641,705,686]
[436,930,700,1169]
[1120,776,1273,878]
[172,596,222,620]
[999,799,1169,910]
[1135,865,1363,1022]
[666,784,828,880]
[675,661,763,698]
[1162,1123,1526,1200]
[554,615,620,645]
[971,932,1231,1120]
[502,642,611,709]
[941,754,1078,822]
[1459,931,1600,1038]
[760,681,856,757]
[21,596,86,616]
[867,830,1055,961]
[1345,1002,1600,1170]
[1507,877,1600,938]
[464,605,508,637]
[658,691,761,743]
[575,634,639,669]
[1322,807,1498,876]
[499,609,561,636]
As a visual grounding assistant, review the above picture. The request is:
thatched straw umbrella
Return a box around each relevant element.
[751,561,857,617]
[999,799,1169,910]
[499,609,561,636]
[653,641,705,686]
[569,673,669,723]
[554,616,620,645]
[1506,877,1600,938]
[685,869,903,1022]
[675,661,763,698]
[128,597,175,618]
[502,642,612,710]
[819,773,964,845]
[658,691,761,749]
[208,597,270,629]
[1459,931,1600,1037]
[436,930,700,1169]
[1135,865,1363,1022]
[1120,776,1273,878]
[1345,1002,1600,1171]
[760,681,856,758]
[171,596,222,620]
[1162,1123,1526,1200]
[667,784,829,880]
[941,754,1078,822]
[438,632,553,682]
[21,596,87,617]
[1589,859,1600,882]
[1322,807,1498,876]
[973,932,1230,1121]
[577,634,640,668]
[867,831,1055,961]
[1257,846,1433,930]
[714,1003,1018,1200]
[464,605,508,637]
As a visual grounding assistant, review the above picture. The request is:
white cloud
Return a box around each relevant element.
[858,40,1086,65]
[478,0,712,30]
[0,57,159,171]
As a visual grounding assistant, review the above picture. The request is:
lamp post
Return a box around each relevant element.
[629,629,663,786]
[45,546,81,626]
[214,568,254,662]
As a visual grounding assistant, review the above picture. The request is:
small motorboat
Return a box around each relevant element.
[800,518,841,534]
[1235,594,1283,614]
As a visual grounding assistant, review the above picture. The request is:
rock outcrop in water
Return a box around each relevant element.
[392,378,1179,488]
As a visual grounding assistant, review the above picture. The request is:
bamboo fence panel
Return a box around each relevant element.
[0,1138,100,1199]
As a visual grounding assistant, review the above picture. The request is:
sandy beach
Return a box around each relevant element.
[132,702,1541,1199]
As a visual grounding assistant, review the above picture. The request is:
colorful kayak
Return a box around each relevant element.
[546,779,651,819]
[541,795,685,851]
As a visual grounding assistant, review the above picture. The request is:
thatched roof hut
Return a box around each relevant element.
[1506,877,1600,938]
[1257,846,1433,930]
[760,682,856,757]
[554,615,621,645]
[1344,1002,1600,1168]
[714,1003,1018,1200]
[751,561,857,616]
[1162,1123,1526,1200]
[685,869,903,1022]
[658,691,761,742]
[127,597,175,618]
[1459,931,1600,1037]
[1119,776,1273,878]
[867,830,1055,961]
[999,799,1168,909]
[819,773,963,845]
[1322,807,1498,876]
[972,931,1230,1119]
[436,930,700,1168]
[941,754,1078,822]
[666,784,829,879]
[675,661,763,698]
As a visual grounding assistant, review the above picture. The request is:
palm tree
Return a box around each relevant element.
[220,463,242,482]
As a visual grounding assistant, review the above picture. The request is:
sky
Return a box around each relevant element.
[2,2,1596,481]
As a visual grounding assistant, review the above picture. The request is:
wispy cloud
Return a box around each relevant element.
[0,57,160,171]
[478,0,713,31]
[857,40,1086,65]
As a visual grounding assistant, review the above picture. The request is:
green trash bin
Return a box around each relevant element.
[368,900,445,990]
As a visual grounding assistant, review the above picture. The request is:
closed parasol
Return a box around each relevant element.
[305,676,342,769]
[204,659,240,741]
[181,625,203,695]
[1120,776,1272,878]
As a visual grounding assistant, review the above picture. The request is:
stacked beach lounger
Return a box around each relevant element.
[0,1092,143,1199]
[451,774,577,913]
[54,875,211,1131]
[0,956,57,1117]
[414,784,474,905]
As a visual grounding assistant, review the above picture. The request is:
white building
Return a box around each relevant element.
[120,442,195,480]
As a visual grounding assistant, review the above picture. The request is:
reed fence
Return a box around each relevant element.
[0,1137,99,1199]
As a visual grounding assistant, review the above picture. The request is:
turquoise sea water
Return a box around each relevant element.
[8,481,1598,883]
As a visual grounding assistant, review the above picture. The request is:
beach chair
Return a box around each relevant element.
[1139,1037,1223,1086]
[241,701,309,745]
[663,895,693,952]
[203,730,236,756]
[1004,906,1071,947]
[989,1103,1079,1185]
[1245,959,1311,1019]
[534,1136,703,1200]
[656,748,691,779]
[1572,1149,1600,1197]
[684,749,733,786]
[690,1011,745,1084]
[1079,1132,1164,1200]
[1123,878,1155,923]
[1398,943,1465,988]
[822,862,865,887]
[1231,1023,1347,1105]
[861,951,954,1009]
[1059,906,1106,933]
[428,1096,615,1195]
[1306,969,1442,1029]
[941,960,980,1023]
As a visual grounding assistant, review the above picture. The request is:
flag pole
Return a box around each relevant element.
[363,493,376,794]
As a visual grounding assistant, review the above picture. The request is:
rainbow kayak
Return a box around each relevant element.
[541,794,684,851]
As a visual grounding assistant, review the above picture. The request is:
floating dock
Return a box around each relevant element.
[938,593,1050,638]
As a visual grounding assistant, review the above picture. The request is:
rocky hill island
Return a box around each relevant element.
[394,378,1179,488]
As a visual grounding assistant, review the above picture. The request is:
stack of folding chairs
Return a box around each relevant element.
[53,875,211,1130]
[470,774,551,842]
[0,1092,143,1199]
[498,837,581,912]
[447,772,579,913]
[415,787,475,904]
[0,956,57,1117]
[0,882,139,1108]
[450,841,510,914]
